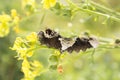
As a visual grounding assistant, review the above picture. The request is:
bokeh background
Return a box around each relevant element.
[0,0,120,80]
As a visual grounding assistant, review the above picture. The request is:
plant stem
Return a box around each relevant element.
[90,1,120,17]
[78,8,120,22]
[66,0,120,22]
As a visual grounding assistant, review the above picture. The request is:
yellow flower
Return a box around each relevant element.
[21,59,43,80]
[13,16,20,24]
[12,16,20,34]
[0,14,12,23]
[26,32,37,43]
[30,60,43,77]
[31,60,43,68]
[0,23,9,37]
[0,10,20,37]
[21,58,31,79]
[11,32,44,80]
[11,9,17,18]
[11,37,27,59]
[25,32,38,57]
[11,37,24,50]
[0,13,12,37]
[11,32,38,59]
[26,50,33,57]
[11,9,21,34]
[54,50,60,55]
[11,37,31,59]
[42,0,56,9]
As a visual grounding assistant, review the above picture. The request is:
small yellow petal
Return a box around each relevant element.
[42,0,56,9]
[50,0,56,7]
[43,0,50,9]
[11,9,17,18]
[22,58,31,78]
[0,14,12,22]
[13,16,20,24]
[27,50,33,57]
[0,23,9,37]
[26,32,37,43]
[11,37,23,50]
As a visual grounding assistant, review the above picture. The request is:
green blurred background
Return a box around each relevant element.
[0,0,120,80]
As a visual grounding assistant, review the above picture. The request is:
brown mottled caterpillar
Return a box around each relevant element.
[37,29,99,53]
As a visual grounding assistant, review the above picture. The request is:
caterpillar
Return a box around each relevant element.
[37,29,99,53]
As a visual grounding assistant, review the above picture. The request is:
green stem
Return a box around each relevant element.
[66,0,120,22]
[90,1,120,17]
[26,45,47,53]
[78,8,120,22]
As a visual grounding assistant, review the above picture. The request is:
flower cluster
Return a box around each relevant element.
[11,32,43,80]
[0,13,12,37]
[11,32,37,59]
[21,59,43,80]
[11,9,21,33]
[0,9,20,37]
